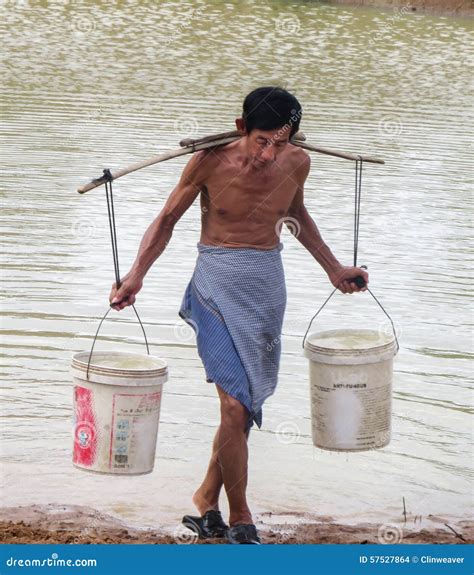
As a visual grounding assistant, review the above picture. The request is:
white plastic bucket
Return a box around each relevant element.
[304,329,397,452]
[71,351,168,475]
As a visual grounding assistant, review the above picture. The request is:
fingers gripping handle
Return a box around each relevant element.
[302,277,400,353]
[351,264,368,288]
[110,295,130,309]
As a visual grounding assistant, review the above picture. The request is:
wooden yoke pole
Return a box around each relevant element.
[77,130,384,194]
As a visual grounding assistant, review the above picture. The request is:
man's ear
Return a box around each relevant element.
[235,117,247,134]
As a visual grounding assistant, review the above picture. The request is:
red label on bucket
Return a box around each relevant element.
[73,386,98,466]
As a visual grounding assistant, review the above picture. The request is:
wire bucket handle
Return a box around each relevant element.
[302,285,400,352]
[86,304,150,379]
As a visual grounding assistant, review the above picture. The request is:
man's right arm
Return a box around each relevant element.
[109,151,208,309]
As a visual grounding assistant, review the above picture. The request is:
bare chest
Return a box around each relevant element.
[201,163,297,221]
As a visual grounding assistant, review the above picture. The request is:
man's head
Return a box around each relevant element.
[236,86,302,168]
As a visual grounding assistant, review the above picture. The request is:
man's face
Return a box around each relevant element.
[243,126,291,169]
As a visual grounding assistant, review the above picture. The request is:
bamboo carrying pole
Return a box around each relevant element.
[76,130,384,194]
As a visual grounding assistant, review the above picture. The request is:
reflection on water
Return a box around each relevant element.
[1,0,472,527]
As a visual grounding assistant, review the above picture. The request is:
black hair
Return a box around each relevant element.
[242,86,302,137]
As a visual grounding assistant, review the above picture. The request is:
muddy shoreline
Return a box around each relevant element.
[328,0,473,16]
[0,505,471,545]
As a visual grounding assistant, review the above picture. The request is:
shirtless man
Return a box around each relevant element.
[109,86,368,544]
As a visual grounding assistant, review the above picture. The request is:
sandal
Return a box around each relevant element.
[182,510,229,539]
[226,523,261,544]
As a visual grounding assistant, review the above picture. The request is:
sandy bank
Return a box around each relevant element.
[0,504,471,545]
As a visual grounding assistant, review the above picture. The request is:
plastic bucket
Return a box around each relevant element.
[304,328,397,452]
[71,351,168,475]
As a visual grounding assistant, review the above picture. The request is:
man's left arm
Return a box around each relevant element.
[286,154,368,294]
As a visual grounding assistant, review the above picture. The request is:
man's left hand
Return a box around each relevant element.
[328,266,369,294]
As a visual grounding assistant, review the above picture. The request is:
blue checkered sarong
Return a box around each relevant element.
[179,242,287,429]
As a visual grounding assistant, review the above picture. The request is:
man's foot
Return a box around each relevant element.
[226,524,261,544]
[182,510,229,540]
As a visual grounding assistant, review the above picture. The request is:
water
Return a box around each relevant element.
[1,0,472,530]
[306,329,394,350]
[78,352,167,372]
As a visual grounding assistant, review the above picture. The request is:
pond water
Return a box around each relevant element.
[1,0,472,531]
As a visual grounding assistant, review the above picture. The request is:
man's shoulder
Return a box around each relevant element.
[186,145,229,172]
[182,147,222,184]
[286,144,311,173]
[287,143,310,161]
[186,147,220,168]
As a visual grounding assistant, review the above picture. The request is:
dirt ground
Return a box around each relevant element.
[329,0,472,15]
[0,505,471,545]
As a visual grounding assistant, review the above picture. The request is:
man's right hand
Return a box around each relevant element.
[109,273,143,311]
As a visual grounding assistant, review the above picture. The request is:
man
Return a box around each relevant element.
[109,86,368,544]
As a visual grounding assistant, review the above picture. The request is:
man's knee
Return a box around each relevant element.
[219,393,248,430]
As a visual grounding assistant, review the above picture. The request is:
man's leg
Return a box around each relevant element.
[214,385,253,526]
[192,429,224,514]
[193,407,251,518]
